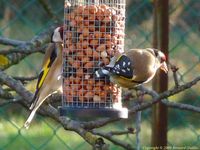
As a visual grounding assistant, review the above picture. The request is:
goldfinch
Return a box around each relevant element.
[95,48,168,88]
[24,26,63,129]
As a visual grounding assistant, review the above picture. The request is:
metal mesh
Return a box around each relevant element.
[0,0,200,149]
[62,0,127,117]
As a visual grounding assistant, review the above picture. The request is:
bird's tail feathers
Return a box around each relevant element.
[29,96,38,110]
[25,90,60,129]
[29,103,34,110]
[29,90,40,110]
[24,109,36,129]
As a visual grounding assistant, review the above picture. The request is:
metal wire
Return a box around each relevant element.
[63,0,125,109]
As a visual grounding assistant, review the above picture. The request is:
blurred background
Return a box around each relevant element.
[0,0,200,149]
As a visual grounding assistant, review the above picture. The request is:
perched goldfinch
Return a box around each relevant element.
[24,26,63,129]
[95,48,168,88]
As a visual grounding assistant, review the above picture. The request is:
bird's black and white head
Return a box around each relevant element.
[146,48,168,73]
[51,26,63,43]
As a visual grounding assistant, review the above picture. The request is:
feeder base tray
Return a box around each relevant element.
[59,106,128,121]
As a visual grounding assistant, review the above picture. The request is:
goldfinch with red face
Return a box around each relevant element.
[96,48,168,88]
[24,26,63,129]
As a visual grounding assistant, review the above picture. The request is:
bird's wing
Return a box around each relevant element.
[41,44,56,70]
[111,54,147,84]
[30,43,58,109]
[95,55,134,79]
[110,55,134,79]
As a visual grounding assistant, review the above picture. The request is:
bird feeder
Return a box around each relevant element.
[59,0,128,120]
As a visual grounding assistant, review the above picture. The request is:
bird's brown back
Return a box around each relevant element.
[125,49,156,82]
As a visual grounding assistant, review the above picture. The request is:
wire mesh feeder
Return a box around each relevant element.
[59,0,128,120]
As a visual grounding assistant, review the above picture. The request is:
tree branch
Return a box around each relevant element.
[162,99,200,113]
[40,106,108,149]
[0,92,13,99]
[84,76,200,129]
[130,76,200,112]
[170,63,180,88]
[92,130,135,150]
[107,128,136,136]
[13,75,38,82]
[0,36,27,46]
[11,75,38,85]
[0,24,58,70]
[1,58,200,149]
[2,53,27,70]
[30,24,58,47]
[0,45,46,55]
[0,86,13,99]
[0,70,106,148]
[0,70,33,101]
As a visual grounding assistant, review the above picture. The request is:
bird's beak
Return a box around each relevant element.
[160,62,168,73]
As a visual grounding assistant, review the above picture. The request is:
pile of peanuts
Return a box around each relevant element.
[64,4,125,104]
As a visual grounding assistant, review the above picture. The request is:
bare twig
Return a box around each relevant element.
[92,130,135,150]
[131,85,200,114]
[0,45,46,55]
[107,128,136,136]
[84,76,200,129]
[134,91,142,150]
[0,85,13,99]
[135,110,141,150]
[131,76,200,112]
[0,70,33,100]
[0,91,13,99]
[0,25,58,70]
[30,24,58,46]
[170,64,180,88]
[134,86,200,114]
[1,56,200,149]
[12,75,38,85]
[0,36,27,46]
[0,70,107,148]
[2,53,27,70]
[13,75,38,83]
[162,99,200,113]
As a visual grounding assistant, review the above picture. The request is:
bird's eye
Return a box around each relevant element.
[154,50,158,57]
